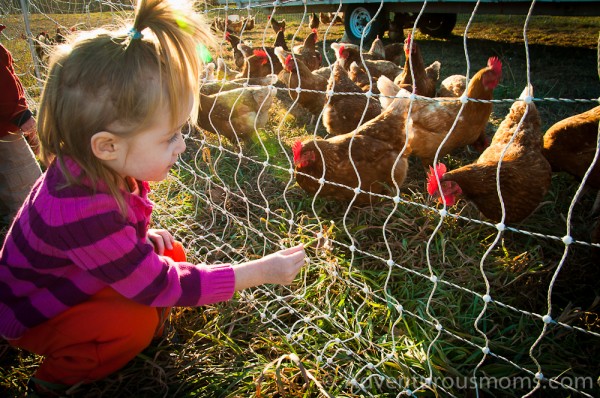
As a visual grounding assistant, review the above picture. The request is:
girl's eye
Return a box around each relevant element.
[168,132,180,143]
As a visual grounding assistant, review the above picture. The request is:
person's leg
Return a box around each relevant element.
[10,242,188,386]
[11,287,159,385]
[0,132,41,223]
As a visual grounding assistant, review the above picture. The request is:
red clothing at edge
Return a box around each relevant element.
[0,42,31,137]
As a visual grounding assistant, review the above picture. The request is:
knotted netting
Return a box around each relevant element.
[2,0,600,396]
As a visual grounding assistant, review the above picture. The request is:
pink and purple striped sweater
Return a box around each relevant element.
[0,158,235,340]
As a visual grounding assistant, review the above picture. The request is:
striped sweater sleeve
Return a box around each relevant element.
[58,193,235,307]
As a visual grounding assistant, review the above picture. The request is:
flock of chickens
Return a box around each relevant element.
[33,25,76,63]
[199,16,600,230]
[32,16,600,230]
[211,12,344,36]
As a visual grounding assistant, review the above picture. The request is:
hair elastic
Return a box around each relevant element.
[128,27,143,40]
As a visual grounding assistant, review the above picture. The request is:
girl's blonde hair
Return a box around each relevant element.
[37,0,213,213]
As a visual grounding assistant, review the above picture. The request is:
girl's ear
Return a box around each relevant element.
[91,131,122,161]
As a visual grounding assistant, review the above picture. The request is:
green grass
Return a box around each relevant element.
[1,5,600,398]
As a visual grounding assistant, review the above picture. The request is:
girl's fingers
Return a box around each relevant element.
[280,244,305,256]
[162,233,174,250]
[154,238,165,255]
[153,230,174,251]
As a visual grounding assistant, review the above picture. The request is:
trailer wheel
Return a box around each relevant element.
[344,5,385,44]
[418,13,457,37]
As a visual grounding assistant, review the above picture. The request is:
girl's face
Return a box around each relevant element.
[115,102,189,182]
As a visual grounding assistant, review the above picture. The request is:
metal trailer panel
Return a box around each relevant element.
[218,0,600,16]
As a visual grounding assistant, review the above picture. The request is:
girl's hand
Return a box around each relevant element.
[147,229,174,255]
[262,244,307,285]
[234,244,306,291]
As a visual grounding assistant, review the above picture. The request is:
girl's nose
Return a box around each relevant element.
[176,134,186,154]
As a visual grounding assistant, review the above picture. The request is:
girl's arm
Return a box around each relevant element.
[233,244,306,291]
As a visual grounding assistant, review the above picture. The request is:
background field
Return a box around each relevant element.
[1,3,600,397]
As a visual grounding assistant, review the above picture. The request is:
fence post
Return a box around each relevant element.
[19,0,44,88]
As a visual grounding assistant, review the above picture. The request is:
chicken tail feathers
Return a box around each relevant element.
[518,84,534,99]
[425,61,441,81]
[377,75,400,110]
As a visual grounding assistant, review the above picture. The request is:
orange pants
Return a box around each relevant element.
[10,242,186,386]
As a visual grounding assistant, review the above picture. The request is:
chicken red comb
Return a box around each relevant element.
[426,163,447,195]
[339,45,345,58]
[292,140,303,163]
[225,31,230,39]
[311,28,318,41]
[404,33,412,51]
[487,56,502,74]
[253,49,269,65]
[284,54,296,70]
[254,49,267,58]
[268,15,271,19]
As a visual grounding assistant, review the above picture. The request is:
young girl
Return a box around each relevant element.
[0,0,305,392]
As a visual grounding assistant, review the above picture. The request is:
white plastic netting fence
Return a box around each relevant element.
[2,0,600,396]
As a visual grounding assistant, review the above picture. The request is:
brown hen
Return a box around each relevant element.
[309,13,320,30]
[394,33,440,98]
[237,48,281,78]
[332,42,403,81]
[323,62,382,136]
[542,105,600,189]
[224,32,246,69]
[274,28,289,52]
[427,86,552,224]
[241,16,255,31]
[407,56,502,166]
[436,74,467,98]
[200,74,278,96]
[348,61,380,94]
[198,85,277,143]
[292,29,322,71]
[292,91,411,205]
[269,16,286,33]
[319,12,331,25]
[330,42,383,69]
[275,47,328,116]
[225,19,244,35]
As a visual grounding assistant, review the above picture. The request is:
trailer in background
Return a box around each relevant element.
[221,0,600,43]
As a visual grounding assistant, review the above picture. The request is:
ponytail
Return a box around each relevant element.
[37,0,213,215]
